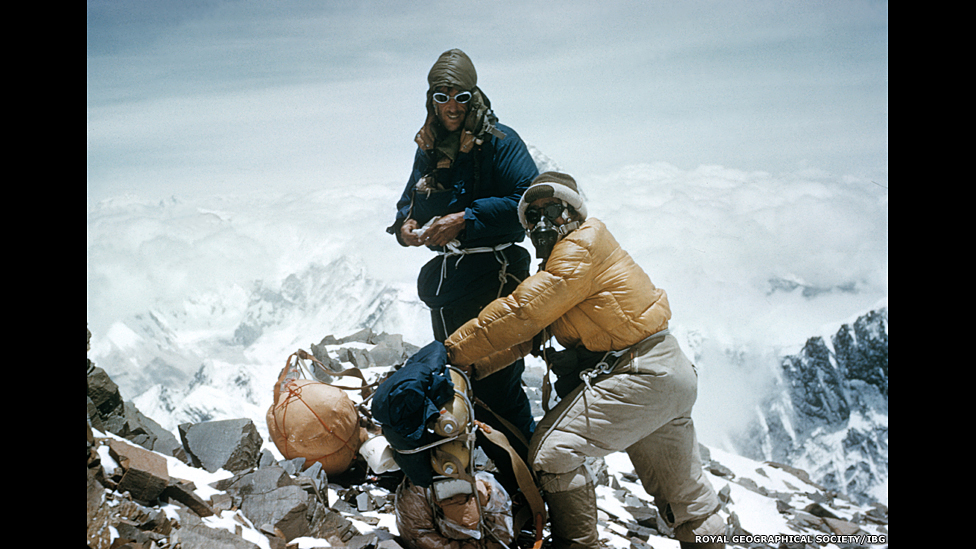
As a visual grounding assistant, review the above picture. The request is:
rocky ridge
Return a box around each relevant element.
[734,307,888,505]
[88,327,888,549]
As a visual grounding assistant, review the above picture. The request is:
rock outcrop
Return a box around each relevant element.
[735,307,888,505]
[87,327,401,549]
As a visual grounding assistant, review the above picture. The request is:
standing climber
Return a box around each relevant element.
[387,49,539,490]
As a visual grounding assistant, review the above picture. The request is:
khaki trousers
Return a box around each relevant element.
[529,334,723,544]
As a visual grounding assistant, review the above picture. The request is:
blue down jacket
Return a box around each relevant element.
[371,341,455,486]
[391,123,538,309]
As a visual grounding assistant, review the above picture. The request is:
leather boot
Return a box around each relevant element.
[544,482,599,549]
[675,512,726,549]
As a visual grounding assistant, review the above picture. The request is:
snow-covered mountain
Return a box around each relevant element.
[92,257,431,441]
[732,306,888,505]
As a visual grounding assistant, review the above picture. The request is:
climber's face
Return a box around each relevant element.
[433,87,469,133]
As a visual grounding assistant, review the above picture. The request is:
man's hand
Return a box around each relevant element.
[421,212,466,247]
[400,219,423,247]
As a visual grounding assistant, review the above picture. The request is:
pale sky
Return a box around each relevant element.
[87,0,888,204]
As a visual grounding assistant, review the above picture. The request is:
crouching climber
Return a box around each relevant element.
[445,172,726,548]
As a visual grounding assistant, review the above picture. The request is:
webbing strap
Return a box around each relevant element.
[475,421,547,548]
[472,396,531,450]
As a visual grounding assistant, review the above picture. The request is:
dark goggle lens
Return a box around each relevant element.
[432,91,473,104]
[525,203,565,224]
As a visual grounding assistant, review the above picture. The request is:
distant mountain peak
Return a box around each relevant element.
[736,306,888,505]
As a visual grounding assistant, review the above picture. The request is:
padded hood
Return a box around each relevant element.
[427,48,478,92]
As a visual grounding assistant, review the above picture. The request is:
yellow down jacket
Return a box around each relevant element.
[445,217,671,379]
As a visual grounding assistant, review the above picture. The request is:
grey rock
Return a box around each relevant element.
[107,438,169,503]
[824,516,862,536]
[804,502,840,520]
[368,341,408,367]
[280,457,306,476]
[339,347,372,368]
[346,533,380,549]
[240,485,311,542]
[717,483,733,504]
[318,334,341,346]
[258,449,278,468]
[180,418,263,473]
[307,502,360,542]
[163,479,215,517]
[298,461,329,505]
[88,366,184,460]
[338,328,374,344]
[175,507,262,549]
[225,465,297,501]
[88,367,124,417]
[310,342,344,374]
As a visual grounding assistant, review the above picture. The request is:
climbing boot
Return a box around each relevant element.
[675,512,726,549]
[544,482,599,549]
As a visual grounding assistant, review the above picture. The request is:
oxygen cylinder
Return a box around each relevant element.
[430,368,471,478]
[431,444,469,477]
[433,368,470,436]
[433,410,462,437]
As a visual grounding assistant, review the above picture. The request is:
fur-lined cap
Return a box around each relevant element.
[427,49,477,92]
[518,172,587,228]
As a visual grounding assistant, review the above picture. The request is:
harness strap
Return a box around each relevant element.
[433,241,516,297]
[472,397,530,450]
[578,329,671,390]
[436,241,514,257]
[471,396,546,547]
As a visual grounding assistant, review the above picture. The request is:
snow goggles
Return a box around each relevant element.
[432,90,473,104]
[524,203,566,225]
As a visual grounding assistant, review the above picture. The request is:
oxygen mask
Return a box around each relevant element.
[530,217,559,261]
[527,201,570,263]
